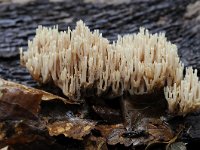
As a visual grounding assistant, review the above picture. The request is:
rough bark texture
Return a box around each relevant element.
[0,0,200,149]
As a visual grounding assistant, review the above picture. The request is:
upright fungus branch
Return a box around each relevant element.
[165,67,200,116]
[20,20,200,116]
[20,20,183,101]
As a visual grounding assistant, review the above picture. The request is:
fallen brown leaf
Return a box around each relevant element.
[0,78,77,105]
[0,78,78,120]
[0,88,42,118]
[0,100,38,120]
[0,78,81,148]
[47,117,96,140]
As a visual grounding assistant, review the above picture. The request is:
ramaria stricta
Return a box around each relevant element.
[20,20,200,116]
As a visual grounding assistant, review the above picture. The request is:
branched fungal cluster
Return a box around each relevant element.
[165,68,200,116]
[20,20,200,116]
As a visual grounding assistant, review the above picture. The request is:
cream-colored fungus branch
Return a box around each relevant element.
[113,29,183,95]
[21,20,190,115]
[20,20,183,100]
[165,67,200,116]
